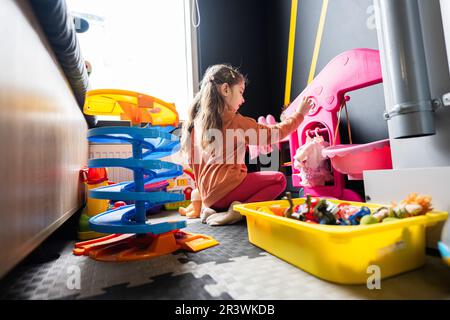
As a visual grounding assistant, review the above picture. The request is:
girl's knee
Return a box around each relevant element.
[275,172,287,190]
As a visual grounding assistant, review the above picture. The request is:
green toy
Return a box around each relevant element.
[360,215,378,225]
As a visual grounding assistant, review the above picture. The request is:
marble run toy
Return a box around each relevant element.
[73,89,218,261]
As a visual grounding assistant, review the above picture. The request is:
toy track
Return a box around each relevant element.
[87,125,186,234]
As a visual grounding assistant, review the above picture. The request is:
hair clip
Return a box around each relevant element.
[229,70,235,78]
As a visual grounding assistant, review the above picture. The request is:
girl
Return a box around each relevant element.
[180,64,312,225]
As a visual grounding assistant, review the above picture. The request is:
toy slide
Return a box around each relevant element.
[74,90,218,261]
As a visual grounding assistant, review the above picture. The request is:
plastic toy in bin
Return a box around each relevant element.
[264,192,435,227]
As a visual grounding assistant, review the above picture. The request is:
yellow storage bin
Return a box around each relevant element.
[234,198,448,284]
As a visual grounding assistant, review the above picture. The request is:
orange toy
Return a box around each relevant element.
[179,188,202,219]
[399,192,433,214]
[256,205,288,217]
[83,89,179,127]
[73,230,219,261]
[269,205,288,217]
[257,206,275,215]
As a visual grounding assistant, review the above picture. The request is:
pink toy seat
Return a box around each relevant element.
[322,139,392,180]
[281,48,388,202]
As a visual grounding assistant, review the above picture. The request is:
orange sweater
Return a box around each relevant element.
[189,109,304,207]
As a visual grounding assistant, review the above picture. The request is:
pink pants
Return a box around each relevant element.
[212,171,287,211]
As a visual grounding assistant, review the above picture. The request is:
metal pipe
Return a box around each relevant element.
[375,0,435,138]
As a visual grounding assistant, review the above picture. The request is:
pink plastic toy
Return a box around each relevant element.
[249,114,281,159]
[282,48,391,201]
[322,139,392,180]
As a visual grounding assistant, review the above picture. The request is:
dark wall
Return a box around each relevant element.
[197,0,273,119]
[265,0,291,120]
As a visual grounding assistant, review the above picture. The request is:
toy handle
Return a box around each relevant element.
[424,212,449,227]
[282,48,382,118]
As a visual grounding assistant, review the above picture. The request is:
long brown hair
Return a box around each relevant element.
[181,64,246,154]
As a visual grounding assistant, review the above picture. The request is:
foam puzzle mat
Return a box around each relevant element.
[1,218,449,300]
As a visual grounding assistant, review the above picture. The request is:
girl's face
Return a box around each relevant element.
[221,80,245,113]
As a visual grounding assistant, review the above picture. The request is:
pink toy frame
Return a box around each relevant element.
[282,48,383,201]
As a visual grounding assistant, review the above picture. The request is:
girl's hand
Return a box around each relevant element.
[297,96,315,116]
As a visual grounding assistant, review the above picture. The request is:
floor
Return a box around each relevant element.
[1,211,449,300]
